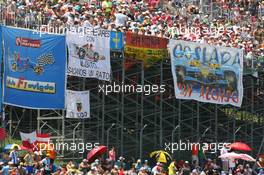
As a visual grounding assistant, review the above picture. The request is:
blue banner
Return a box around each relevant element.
[110,31,124,50]
[3,26,66,109]
[0,26,2,113]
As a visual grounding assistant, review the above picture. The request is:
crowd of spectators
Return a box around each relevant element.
[2,0,264,67]
[1,146,264,175]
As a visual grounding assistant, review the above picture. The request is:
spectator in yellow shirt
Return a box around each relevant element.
[168,160,177,175]
[102,0,112,19]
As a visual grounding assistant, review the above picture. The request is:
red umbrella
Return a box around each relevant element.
[228,142,252,151]
[87,146,107,163]
[0,128,7,141]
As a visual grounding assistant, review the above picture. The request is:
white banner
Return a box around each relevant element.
[66,90,90,119]
[66,27,111,81]
[169,40,243,107]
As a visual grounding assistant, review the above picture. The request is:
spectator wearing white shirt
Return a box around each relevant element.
[9,146,19,166]
[114,9,128,27]
[220,145,229,172]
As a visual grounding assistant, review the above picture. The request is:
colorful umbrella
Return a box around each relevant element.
[4,144,21,151]
[150,150,172,163]
[219,152,242,160]
[228,142,252,151]
[239,154,256,162]
[0,128,7,141]
[87,145,107,163]
[219,153,255,162]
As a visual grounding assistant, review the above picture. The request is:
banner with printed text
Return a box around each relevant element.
[3,26,66,109]
[169,40,243,107]
[66,90,90,119]
[124,33,169,67]
[66,27,111,81]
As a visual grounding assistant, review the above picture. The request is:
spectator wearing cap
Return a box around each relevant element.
[116,156,126,169]
[138,167,148,175]
[9,146,19,167]
[79,159,90,174]
[142,160,151,173]
[41,154,52,175]
[181,161,191,175]
[151,162,163,175]
[135,159,142,172]
[111,165,119,175]
[88,166,97,175]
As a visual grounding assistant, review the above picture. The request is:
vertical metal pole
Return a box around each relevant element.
[172,125,179,159]
[253,136,264,171]
[178,100,181,158]
[29,109,32,132]
[121,52,125,156]
[159,62,163,147]
[210,0,213,20]
[215,105,218,156]
[62,110,65,137]
[82,78,86,158]
[8,107,12,137]
[61,110,65,158]
[197,102,200,141]
[251,77,254,150]
[102,87,105,144]
[107,123,115,151]
[107,130,109,151]
[136,91,139,155]
[140,124,147,160]
[37,109,40,133]
[140,62,144,157]
[200,0,203,13]
[233,115,236,142]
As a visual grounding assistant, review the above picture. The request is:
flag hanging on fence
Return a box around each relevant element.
[110,31,124,50]
[0,25,3,113]
[36,133,50,143]
[124,32,169,67]
[169,39,243,107]
[66,90,90,119]
[66,27,111,81]
[3,26,66,109]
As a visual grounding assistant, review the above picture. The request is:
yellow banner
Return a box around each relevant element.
[124,46,168,65]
